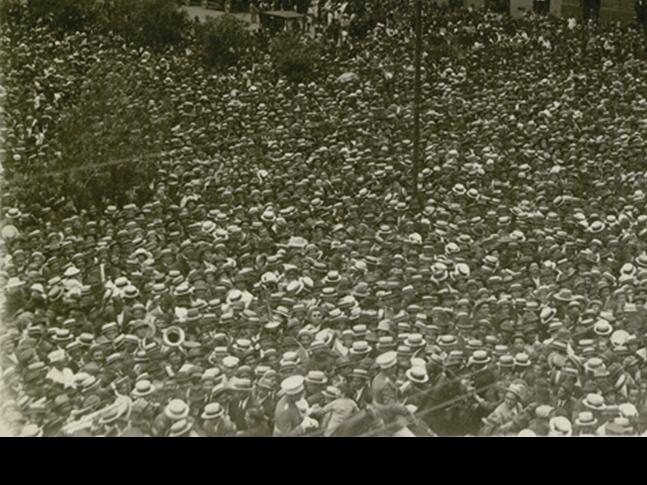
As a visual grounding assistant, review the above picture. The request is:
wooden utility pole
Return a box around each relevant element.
[412,0,422,209]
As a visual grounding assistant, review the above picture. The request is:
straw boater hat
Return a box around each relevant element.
[165,399,190,421]
[280,375,305,396]
[375,351,397,370]
[468,350,491,367]
[405,366,429,384]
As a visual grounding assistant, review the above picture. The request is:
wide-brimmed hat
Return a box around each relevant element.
[469,350,491,366]
[132,379,156,398]
[405,333,425,349]
[304,370,328,386]
[437,334,457,348]
[574,411,598,428]
[514,353,531,368]
[540,306,557,324]
[52,329,74,344]
[548,416,572,436]
[164,399,190,420]
[167,418,194,437]
[351,282,371,298]
[605,417,634,436]
[505,383,523,400]
[552,288,574,303]
[350,368,369,380]
[99,398,130,425]
[584,359,604,377]
[405,366,429,384]
[498,354,515,368]
[280,375,305,396]
[229,377,254,392]
[349,341,372,355]
[593,319,613,337]
[582,393,605,411]
[375,351,397,370]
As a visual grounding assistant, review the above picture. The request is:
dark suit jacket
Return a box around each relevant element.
[228,395,258,431]
[552,396,577,421]
[637,0,647,21]
[238,421,272,437]
[353,385,372,409]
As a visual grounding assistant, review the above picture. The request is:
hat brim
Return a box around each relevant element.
[304,378,328,386]
[165,409,190,420]
[285,386,305,396]
[582,402,605,411]
[574,418,598,427]
[349,349,372,356]
[406,370,429,384]
[594,330,612,337]
[132,390,154,398]
[378,360,397,370]
[201,412,224,420]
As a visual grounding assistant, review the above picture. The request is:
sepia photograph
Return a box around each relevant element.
[0,0,646,437]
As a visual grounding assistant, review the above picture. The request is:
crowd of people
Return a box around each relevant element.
[2,3,647,437]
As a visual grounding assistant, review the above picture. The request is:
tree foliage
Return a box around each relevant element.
[195,15,253,70]
[1,0,190,51]
[26,0,99,33]
[270,33,321,83]
[96,0,191,51]
[53,60,176,208]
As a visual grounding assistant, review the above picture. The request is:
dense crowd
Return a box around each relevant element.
[2,4,647,437]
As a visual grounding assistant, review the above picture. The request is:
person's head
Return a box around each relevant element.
[628,387,641,405]
[512,336,525,352]
[281,375,305,403]
[90,347,105,363]
[557,383,572,400]
[504,390,518,409]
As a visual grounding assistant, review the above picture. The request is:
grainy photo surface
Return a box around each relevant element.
[1,0,647,437]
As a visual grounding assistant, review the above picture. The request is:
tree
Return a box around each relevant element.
[52,56,176,208]
[270,33,321,83]
[98,0,190,51]
[6,0,190,51]
[195,15,253,70]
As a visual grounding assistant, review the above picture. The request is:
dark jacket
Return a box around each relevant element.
[637,0,647,21]
[238,421,272,437]
[228,395,258,431]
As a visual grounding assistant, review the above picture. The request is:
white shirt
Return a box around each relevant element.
[46,367,76,389]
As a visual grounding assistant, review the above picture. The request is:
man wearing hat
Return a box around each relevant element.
[200,402,237,437]
[481,384,525,436]
[370,350,411,431]
[121,399,154,437]
[304,370,329,407]
[311,385,359,437]
[348,368,372,410]
[305,339,337,374]
[573,411,599,436]
[273,375,319,436]
[45,350,76,390]
[524,403,553,436]
[228,378,258,432]
[371,351,399,407]
[253,373,278,428]
[237,407,273,437]
[151,399,190,437]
